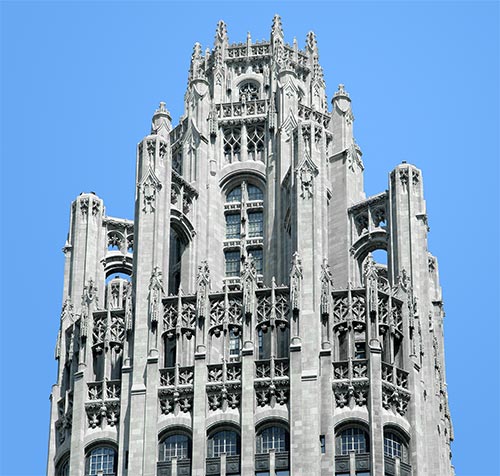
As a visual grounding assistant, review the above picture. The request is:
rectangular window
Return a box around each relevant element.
[355,342,366,360]
[248,211,263,237]
[226,214,241,239]
[248,249,263,274]
[225,250,241,277]
[229,330,240,356]
[320,435,326,454]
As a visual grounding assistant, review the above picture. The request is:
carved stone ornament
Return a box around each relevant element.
[346,140,364,173]
[320,259,333,317]
[149,267,164,325]
[140,168,162,214]
[296,156,318,199]
[290,252,303,312]
[242,256,257,318]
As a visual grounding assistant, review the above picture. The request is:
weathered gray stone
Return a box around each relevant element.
[47,16,454,476]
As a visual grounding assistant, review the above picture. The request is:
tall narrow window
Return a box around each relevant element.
[229,328,240,358]
[164,336,176,368]
[223,126,242,163]
[223,182,264,278]
[225,250,241,277]
[248,212,263,238]
[226,214,241,239]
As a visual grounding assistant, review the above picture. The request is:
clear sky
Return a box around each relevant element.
[1,1,499,475]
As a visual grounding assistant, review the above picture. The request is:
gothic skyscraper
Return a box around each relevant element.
[47,16,454,476]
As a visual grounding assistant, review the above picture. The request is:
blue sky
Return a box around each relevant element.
[1,1,499,475]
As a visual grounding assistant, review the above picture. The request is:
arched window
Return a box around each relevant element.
[336,427,369,455]
[223,181,264,278]
[85,446,116,476]
[159,433,191,462]
[56,456,70,476]
[384,430,409,463]
[207,429,240,457]
[256,426,289,454]
[239,82,259,101]
[247,184,264,201]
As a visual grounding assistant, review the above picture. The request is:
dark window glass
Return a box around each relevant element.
[247,184,263,201]
[256,426,288,453]
[248,212,263,237]
[384,432,403,459]
[226,214,241,239]
[355,342,366,360]
[159,434,190,461]
[88,447,115,475]
[227,186,242,202]
[208,430,239,457]
[339,428,368,455]
[229,329,240,357]
[225,250,241,277]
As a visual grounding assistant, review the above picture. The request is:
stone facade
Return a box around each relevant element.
[47,16,454,476]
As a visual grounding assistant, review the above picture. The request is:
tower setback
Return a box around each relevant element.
[47,16,454,476]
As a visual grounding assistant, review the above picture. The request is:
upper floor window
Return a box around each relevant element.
[247,184,264,201]
[226,214,241,239]
[227,186,242,203]
[208,430,240,457]
[248,211,263,238]
[223,181,264,278]
[383,431,409,463]
[159,433,191,462]
[338,427,368,455]
[223,126,242,163]
[229,328,241,358]
[56,456,70,476]
[86,446,116,476]
[239,82,259,101]
[256,426,289,454]
[225,250,241,277]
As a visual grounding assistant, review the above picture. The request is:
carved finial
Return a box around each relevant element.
[306,31,317,53]
[151,102,171,137]
[363,253,378,280]
[335,83,350,98]
[397,268,411,293]
[196,260,211,286]
[247,31,252,43]
[271,14,284,38]
[215,20,228,43]
[192,42,202,60]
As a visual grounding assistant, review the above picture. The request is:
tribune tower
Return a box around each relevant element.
[47,16,454,476]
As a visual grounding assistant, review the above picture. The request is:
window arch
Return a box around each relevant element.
[85,445,117,476]
[337,427,369,455]
[256,425,289,454]
[207,428,240,457]
[56,455,70,476]
[159,433,191,462]
[384,429,409,463]
[239,81,259,101]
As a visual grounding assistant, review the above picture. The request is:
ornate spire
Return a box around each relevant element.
[271,14,284,39]
[214,20,228,46]
[334,83,350,99]
[151,102,171,138]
